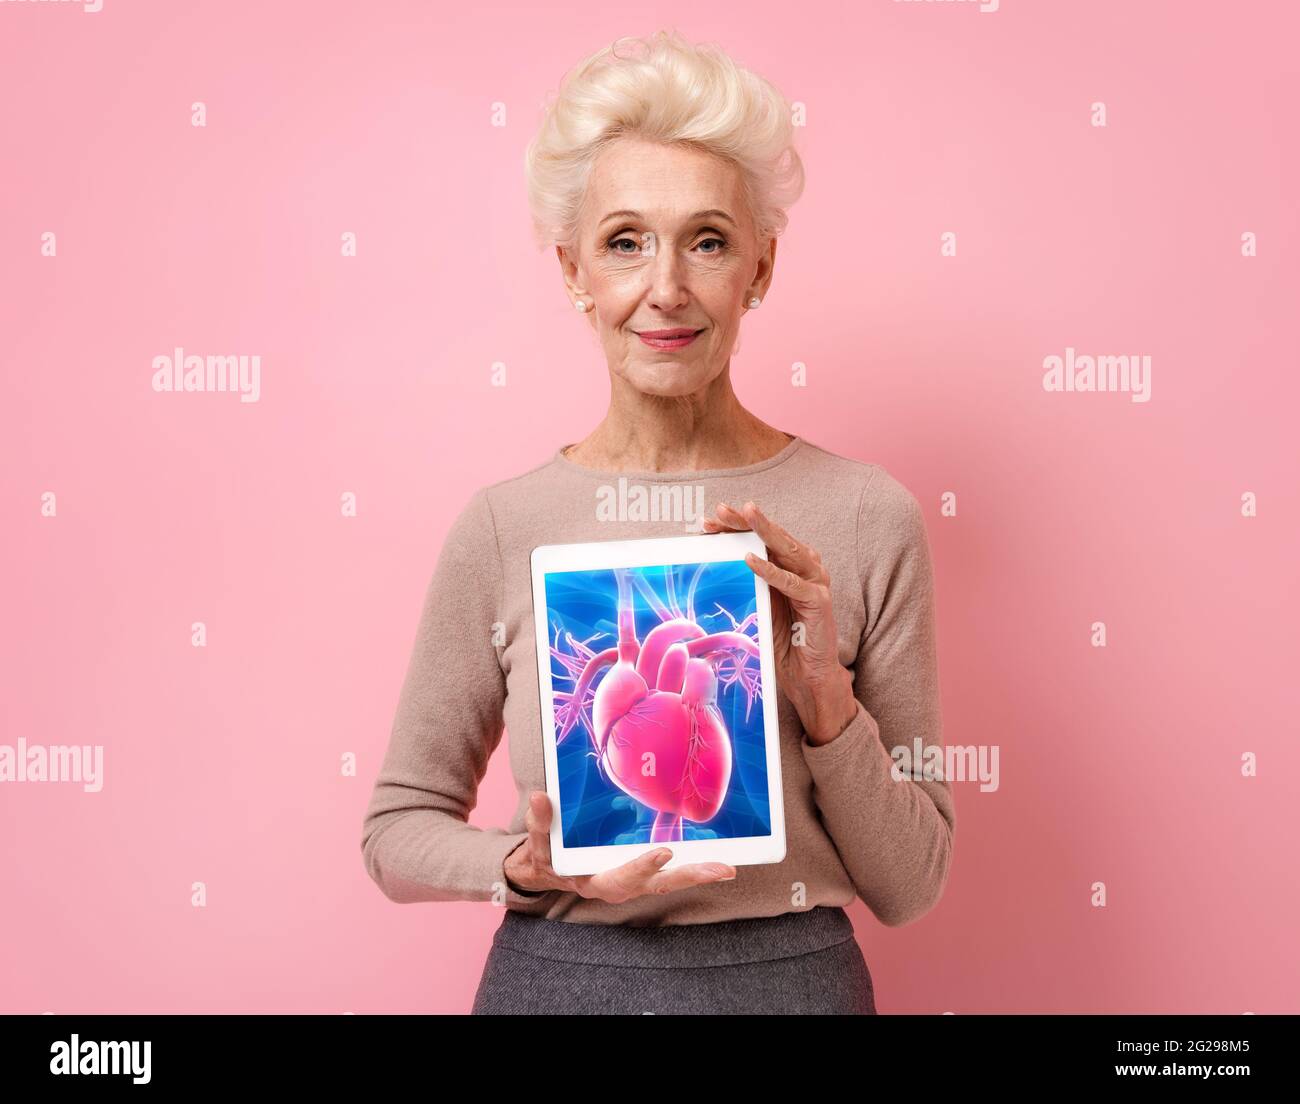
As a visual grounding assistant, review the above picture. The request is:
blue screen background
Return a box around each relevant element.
[545,560,773,848]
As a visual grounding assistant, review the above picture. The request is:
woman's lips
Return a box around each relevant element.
[636,328,704,350]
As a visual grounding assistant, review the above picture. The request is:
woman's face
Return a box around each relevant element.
[558,135,776,398]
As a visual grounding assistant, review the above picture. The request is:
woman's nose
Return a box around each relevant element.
[644,247,689,312]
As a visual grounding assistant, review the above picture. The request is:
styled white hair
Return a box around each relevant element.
[524,29,805,253]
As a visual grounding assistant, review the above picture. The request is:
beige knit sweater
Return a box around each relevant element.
[360,434,955,927]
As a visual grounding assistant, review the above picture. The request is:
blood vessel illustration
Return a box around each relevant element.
[550,564,763,842]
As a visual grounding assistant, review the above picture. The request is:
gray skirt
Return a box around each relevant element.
[471,905,876,1015]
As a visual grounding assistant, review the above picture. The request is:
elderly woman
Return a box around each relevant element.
[361,30,954,1015]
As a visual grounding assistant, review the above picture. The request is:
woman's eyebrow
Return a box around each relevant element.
[597,208,738,228]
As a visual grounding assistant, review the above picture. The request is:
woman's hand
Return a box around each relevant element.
[503,792,736,901]
[703,500,859,746]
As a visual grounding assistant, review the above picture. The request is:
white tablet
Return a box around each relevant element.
[530,531,787,876]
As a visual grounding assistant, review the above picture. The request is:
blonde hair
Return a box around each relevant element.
[524,29,805,253]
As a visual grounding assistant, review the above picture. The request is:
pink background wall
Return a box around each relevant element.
[2,1,1297,1013]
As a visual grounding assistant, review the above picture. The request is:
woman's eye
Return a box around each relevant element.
[606,235,726,255]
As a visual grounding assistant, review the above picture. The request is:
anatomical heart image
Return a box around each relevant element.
[545,560,774,847]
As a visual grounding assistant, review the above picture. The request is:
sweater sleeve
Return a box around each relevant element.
[798,466,956,927]
[360,487,540,906]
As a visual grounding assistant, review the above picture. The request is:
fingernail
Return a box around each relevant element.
[653,849,672,867]
[707,864,736,880]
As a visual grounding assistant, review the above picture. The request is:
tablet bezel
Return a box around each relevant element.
[530,531,787,877]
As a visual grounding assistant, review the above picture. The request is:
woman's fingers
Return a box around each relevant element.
[584,849,735,903]
[709,501,826,584]
[712,501,750,531]
[524,793,590,894]
[745,550,818,606]
[523,791,555,867]
[700,511,744,533]
[594,846,674,898]
[703,500,758,534]
[645,862,737,895]
[737,501,826,581]
[522,799,740,904]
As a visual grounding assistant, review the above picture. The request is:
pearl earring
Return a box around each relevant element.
[574,299,589,312]
[747,296,761,309]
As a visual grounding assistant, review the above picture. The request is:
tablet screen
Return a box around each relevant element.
[542,559,773,848]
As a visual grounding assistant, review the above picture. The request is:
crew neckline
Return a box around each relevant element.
[552,433,806,482]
